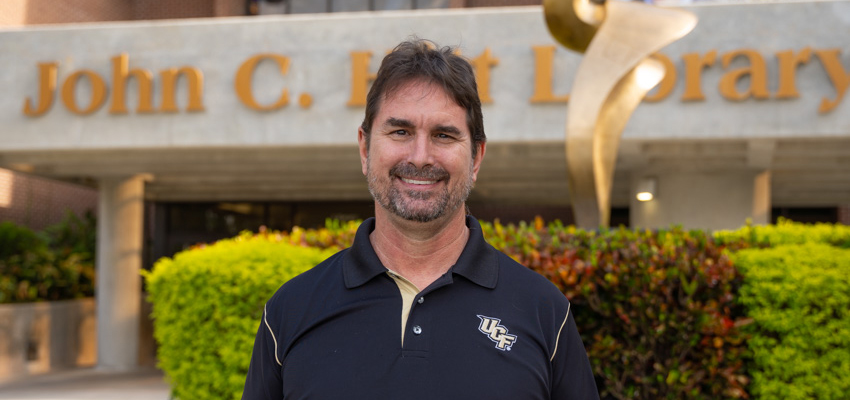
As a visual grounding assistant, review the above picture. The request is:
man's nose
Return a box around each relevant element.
[407,132,436,167]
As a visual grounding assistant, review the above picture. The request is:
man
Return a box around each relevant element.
[243,38,598,400]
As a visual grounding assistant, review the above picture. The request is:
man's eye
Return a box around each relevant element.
[391,130,408,136]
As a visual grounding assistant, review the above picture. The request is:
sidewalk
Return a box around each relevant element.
[0,368,170,400]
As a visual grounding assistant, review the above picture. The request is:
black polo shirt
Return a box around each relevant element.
[243,216,598,400]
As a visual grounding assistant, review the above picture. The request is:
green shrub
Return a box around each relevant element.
[715,218,850,249]
[143,231,335,400]
[0,221,45,260]
[43,210,97,261]
[734,243,850,400]
[286,218,359,250]
[0,212,95,303]
[481,218,749,399]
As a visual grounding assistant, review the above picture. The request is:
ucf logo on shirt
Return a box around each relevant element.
[477,315,518,351]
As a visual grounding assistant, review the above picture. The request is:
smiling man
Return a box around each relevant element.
[242,39,599,400]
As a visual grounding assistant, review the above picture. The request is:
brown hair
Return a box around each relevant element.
[360,38,486,157]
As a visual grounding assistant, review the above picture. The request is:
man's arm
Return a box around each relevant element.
[550,305,600,400]
[242,304,283,400]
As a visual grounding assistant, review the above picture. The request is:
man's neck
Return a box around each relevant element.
[369,207,470,291]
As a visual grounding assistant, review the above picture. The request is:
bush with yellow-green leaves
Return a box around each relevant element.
[733,243,850,400]
[143,231,335,400]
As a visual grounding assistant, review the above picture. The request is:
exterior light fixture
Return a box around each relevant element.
[636,177,656,202]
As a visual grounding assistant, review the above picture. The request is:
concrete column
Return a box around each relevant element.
[96,175,146,371]
[630,170,771,231]
[752,171,771,225]
[838,205,850,225]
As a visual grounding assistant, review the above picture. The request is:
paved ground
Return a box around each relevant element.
[0,368,170,400]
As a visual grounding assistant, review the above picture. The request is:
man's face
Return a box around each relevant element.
[358,80,485,223]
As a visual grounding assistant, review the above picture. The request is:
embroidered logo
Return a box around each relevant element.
[477,315,518,351]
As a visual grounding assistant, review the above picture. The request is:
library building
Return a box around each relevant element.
[1,0,848,374]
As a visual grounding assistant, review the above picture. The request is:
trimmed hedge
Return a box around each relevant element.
[143,231,335,400]
[734,243,850,400]
[715,218,850,249]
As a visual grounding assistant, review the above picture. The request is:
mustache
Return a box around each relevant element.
[389,163,449,181]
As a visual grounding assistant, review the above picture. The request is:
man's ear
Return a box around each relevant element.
[358,127,369,176]
[471,142,486,182]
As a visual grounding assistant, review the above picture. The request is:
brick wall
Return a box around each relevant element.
[1,0,541,26]
[0,169,98,232]
[213,0,247,17]
[0,0,247,26]
[133,0,214,20]
[11,0,131,25]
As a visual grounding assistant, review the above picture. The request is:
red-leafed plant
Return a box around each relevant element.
[480,218,750,400]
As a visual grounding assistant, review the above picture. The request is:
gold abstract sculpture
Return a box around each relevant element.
[544,0,697,228]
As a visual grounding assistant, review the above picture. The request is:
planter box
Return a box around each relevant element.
[0,298,96,382]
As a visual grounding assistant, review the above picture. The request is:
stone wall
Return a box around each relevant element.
[0,298,96,383]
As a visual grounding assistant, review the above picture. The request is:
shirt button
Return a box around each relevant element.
[417,297,424,304]
[412,325,422,335]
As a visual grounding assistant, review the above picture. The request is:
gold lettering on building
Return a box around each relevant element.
[681,50,717,101]
[644,53,675,103]
[19,45,850,117]
[298,93,312,109]
[61,70,107,115]
[23,57,206,116]
[719,49,769,101]
[775,47,812,99]
[470,48,499,104]
[110,53,154,114]
[530,45,569,103]
[160,67,205,113]
[235,54,291,111]
[22,62,58,117]
[813,48,850,114]
[347,51,376,107]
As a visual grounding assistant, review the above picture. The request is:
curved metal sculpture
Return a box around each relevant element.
[543,0,697,228]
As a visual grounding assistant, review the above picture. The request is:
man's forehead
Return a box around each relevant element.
[381,79,460,103]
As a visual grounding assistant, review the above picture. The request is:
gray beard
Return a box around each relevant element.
[367,160,473,223]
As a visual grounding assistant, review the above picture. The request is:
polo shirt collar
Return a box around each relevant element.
[343,218,386,288]
[452,216,498,289]
[343,216,499,290]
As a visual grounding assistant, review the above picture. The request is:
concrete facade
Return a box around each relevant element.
[2,5,850,149]
[630,170,771,231]
[0,4,848,213]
